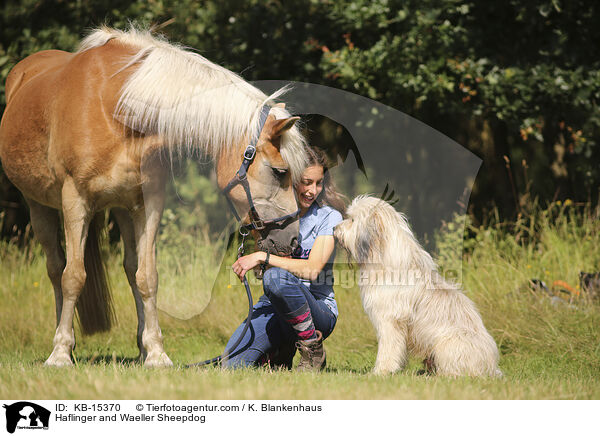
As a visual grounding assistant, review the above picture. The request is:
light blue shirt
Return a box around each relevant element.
[291,202,343,317]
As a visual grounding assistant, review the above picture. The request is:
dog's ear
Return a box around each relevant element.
[356,209,386,263]
[356,224,372,262]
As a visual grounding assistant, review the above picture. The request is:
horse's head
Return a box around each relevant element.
[218,110,306,256]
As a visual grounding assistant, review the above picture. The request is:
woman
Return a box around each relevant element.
[223,146,345,370]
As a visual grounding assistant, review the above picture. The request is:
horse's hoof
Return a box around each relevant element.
[144,352,173,367]
[44,352,73,367]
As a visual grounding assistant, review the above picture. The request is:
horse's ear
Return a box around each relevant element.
[271,116,300,138]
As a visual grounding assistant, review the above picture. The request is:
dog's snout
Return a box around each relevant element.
[334,222,346,241]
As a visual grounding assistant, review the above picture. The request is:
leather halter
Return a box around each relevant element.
[221,105,300,232]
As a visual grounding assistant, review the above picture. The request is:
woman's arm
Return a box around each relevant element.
[232,235,336,281]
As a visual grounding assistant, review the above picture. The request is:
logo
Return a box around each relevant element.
[3,402,50,433]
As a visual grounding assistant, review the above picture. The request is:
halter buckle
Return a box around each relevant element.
[243,145,256,161]
[251,218,265,231]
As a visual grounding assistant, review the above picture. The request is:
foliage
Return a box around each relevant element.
[316,0,600,210]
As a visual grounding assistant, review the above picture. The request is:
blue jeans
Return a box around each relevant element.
[221,267,337,368]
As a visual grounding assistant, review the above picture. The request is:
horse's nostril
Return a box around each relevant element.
[290,237,299,250]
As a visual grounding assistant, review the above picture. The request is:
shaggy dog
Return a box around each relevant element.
[334,195,502,377]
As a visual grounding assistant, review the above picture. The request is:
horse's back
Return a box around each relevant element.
[5,50,73,104]
[0,50,75,206]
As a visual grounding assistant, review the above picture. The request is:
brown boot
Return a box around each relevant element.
[295,330,326,372]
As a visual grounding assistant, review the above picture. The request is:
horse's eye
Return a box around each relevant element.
[272,167,288,180]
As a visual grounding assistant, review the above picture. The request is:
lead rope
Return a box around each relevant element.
[186,227,254,368]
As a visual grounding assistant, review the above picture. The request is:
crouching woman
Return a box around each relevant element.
[223,147,345,371]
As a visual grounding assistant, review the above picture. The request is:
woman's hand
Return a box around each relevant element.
[232,251,267,281]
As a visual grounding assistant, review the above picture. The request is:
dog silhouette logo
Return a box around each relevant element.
[3,402,50,433]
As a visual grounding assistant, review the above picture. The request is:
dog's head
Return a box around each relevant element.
[334,195,400,263]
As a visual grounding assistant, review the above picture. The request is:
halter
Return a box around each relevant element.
[221,105,300,232]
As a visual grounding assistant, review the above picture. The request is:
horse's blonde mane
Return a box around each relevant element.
[78,26,307,178]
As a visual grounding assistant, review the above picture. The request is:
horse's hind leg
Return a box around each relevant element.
[112,208,146,361]
[45,178,91,366]
[26,199,65,327]
[131,191,172,367]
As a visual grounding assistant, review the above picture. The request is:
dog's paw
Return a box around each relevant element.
[371,366,395,375]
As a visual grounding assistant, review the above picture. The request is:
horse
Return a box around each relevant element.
[0,26,307,367]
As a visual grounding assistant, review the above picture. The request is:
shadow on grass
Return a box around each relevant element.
[74,353,142,366]
[322,366,370,375]
[15,354,141,367]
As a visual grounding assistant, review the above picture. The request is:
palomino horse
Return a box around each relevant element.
[0,27,307,367]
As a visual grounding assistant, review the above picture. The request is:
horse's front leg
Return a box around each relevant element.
[45,178,90,366]
[112,208,146,361]
[132,188,172,367]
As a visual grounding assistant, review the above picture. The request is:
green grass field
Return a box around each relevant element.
[1,202,599,400]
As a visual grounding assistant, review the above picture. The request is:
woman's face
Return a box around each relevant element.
[296,165,324,211]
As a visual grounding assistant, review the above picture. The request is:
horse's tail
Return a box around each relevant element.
[76,213,115,335]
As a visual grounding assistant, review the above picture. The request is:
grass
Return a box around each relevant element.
[0,202,599,399]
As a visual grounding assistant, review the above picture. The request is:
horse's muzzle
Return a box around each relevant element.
[258,235,298,257]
